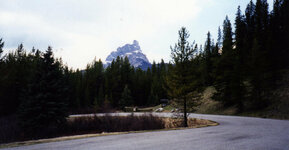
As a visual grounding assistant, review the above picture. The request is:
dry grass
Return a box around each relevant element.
[0,114,218,148]
[66,114,165,133]
[163,117,217,129]
[195,86,238,115]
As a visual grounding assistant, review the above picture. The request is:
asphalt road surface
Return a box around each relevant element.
[2,113,289,150]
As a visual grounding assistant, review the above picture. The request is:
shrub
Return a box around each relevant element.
[66,114,165,134]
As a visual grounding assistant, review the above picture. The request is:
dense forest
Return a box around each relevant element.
[0,0,288,132]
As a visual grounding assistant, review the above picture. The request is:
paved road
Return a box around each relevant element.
[3,113,289,150]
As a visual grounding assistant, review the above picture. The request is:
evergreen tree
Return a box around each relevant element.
[245,0,256,70]
[148,75,160,105]
[235,6,247,76]
[249,0,270,109]
[121,56,133,90]
[119,85,133,109]
[217,27,222,48]
[203,32,213,85]
[271,0,289,69]
[105,58,122,107]
[281,0,289,67]
[0,39,5,115]
[166,27,197,127]
[234,6,247,111]
[0,38,4,58]
[18,46,68,135]
[214,16,234,105]
[159,59,168,100]
[0,44,36,115]
[214,16,244,110]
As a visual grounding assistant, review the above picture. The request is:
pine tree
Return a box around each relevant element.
[271,0,289,69]
[121,56,133,90]
[0,39,5,115]
[203,32,213,85]
[119,85,133,109]
[249,0,270,109]
[166,27,197,127]
[235,6,247,76]
[0,38,4,58]
[234,6,247,111]
[214,16,244,109]
[18,46,68,135]
[105,58,122,107]
[159,59,168,100]
[281,0,289,67]
[214,17,233,104]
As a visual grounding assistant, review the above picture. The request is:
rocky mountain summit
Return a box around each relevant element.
[105,40,151,70]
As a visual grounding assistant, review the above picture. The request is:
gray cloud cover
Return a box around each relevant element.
[0,0,273,69]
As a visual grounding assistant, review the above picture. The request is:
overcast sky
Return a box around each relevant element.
[0,0,273,69]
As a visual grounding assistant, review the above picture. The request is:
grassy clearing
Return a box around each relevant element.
[194,86,238,115]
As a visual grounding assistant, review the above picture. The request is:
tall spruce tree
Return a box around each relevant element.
[245,0,256,75]
[214,16,244,109]
[249,0,270,109]
[281,0,289,67]
[0,39,5,115]
[18,46,68,135]
[119,85,133,109]
[159,59,168,100]
[214,16,233,104]
[203,32,213,85]
[235,6,247,75]
[273,0,289,68]
[234,6,247,110]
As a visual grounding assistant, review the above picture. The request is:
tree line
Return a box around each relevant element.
[163,0,289,126]
[205,0,289,111]
[0,44,169,116]
[66,56,168,112]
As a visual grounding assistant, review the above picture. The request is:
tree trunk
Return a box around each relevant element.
[183,97,188,127]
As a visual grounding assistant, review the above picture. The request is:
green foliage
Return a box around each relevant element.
[18,47,68,134]
[166,27,200,127]
[167,27,197,97]
[119,85,133,109]
[213,16,245,111]
[0,44,39,116]
[202,32,214,85]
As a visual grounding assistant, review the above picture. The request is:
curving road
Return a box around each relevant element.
[2,113,289,150]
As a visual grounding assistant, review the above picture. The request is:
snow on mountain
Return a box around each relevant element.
[105,40,151,70]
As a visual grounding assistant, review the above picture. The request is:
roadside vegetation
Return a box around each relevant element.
[0,114,216,144]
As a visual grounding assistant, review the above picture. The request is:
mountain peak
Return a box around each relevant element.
[133,40,139,47]
[105,40,151,70]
